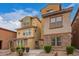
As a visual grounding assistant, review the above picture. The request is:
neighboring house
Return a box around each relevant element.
[13,16,41,49]
[71,8,79,49]
[41,4,72,50]
[0,27,16,49]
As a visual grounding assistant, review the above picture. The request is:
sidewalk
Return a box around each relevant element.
[0,49,79,56]
[5,49,43,56]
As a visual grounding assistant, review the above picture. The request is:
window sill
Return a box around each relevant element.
[49,26,63,29]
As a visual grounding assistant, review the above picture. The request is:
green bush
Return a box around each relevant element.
[44,45,52,53]
[66,46,75,55]
[16,46,25,56]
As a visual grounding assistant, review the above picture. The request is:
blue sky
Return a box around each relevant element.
[0,3,79,31]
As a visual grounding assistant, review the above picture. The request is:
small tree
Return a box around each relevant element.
[44,45,52,53]
[9,41,15,52]
[66,46,75,55]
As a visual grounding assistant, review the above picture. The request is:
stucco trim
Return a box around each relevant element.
[12,37,34,41]
[42,32,71,36]
[16,26,37,30]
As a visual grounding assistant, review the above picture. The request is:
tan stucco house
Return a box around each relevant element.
[13,16,41,49]
[41,4,72,50]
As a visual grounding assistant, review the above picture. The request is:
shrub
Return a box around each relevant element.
[16,46,25,56]
[10,41,15,52]
[44,45,52,53]
[66,46,75,55]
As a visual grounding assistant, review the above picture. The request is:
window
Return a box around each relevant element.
[50,16,63,29]
[50,18,55,23]
[51,37,61,46]
[22,18,31,27]
[29,29,31,35]
[18,32,20,35]
[23,29,31,36]
[56,17,62,22]
[57,37,61,46]
[23,32,25,35]
[51,38,55,46]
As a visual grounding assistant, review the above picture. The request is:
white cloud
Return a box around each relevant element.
[0,8,40,31]
[0,16,21,31]
[0,16,3,20]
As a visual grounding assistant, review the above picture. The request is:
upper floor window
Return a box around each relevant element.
[21,18,32,27]
[50,18,55,23]
[28,29,31,35]
[50,16,63,29]
[23,32,25,36]
[23,29,31,36]
[56,17,62,22]
[18,32,20,35]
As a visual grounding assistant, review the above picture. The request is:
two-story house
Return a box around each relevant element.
[41,4,72,50]
[13,16,41,49]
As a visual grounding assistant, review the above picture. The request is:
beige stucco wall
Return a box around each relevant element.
[42,12,71,35]
[41,4,60,14]
[32,18,41,32]
[25,38,35,49]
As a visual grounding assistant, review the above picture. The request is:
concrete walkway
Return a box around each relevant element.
[25,49,43,56]
[0,50,11,56]
[0,49,79,56]
[0,49,43,56]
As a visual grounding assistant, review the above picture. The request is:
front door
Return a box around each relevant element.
[0,40,2,49]
[35,41,39,49]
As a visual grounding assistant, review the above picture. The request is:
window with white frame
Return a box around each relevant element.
[50,16,63,29]
[50,17,56,23]
[56,17,62,22]
[50,16,62,23]
[23,29,31,36]
[51,37,61,46]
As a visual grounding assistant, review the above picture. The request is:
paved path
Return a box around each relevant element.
[25,49,43,56]
[0,49,43,56]
[0,50,11,56]
[0,49,79,56]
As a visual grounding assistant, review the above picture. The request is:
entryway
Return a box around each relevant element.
[0,40,2,49]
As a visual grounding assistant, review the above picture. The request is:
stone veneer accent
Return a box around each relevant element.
[42,33,71,50]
